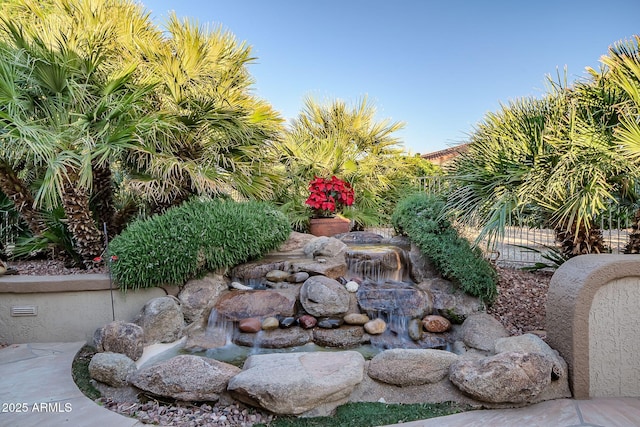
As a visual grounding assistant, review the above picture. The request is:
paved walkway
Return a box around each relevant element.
[1,342,640,427]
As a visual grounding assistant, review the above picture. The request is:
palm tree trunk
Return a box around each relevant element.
[90,161,115,236]
[0,161,46,236]
[555,225,607,257]
[61,168,104,260]
[624,208,640,254]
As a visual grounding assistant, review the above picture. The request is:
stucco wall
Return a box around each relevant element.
[547,254,640,399]
[0,274,179,344]
[589,277,640,397]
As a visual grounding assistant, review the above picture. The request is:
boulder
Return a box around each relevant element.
[313,326,365,347]
[368,349,459,386]
[290,257,347,279]
[277,231,316,252]
[89,352,137,387]
[288,272,310,283]
[178,273,228,323]
[94,321,144,361]
[300,276,350,317]
[228,351,365,416]
[234,327,313,348]
[449,352,553,403]
[418,278,483,323]
[129,355,241,402]
[134,297,184,345]
[356,280,432,318]
[460,313,509,352]
[408,243,439,282]
[214,290,296,321]
[336,231,384,244]
[303,236,347,258]
[495,333,568,379]
[231,260,287,281]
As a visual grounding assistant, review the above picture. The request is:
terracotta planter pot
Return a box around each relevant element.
[309,216,351,237]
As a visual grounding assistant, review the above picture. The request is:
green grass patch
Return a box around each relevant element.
[71,345,101,400]
[257,401,469,427]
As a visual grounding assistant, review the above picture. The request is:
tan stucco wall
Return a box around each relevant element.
[547,254,640,399]
[0,274,179,344]
[589,277,640,397]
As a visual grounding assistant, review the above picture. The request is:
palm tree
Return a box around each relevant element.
[275,96,407,229]
[446,74,635,258]
[121,14,285,213]
[599,35,640,253]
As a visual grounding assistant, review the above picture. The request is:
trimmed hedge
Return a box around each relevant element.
[108,198,291,290]
[391,193,497,303]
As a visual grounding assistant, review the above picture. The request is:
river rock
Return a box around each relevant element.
[261,317,280,330]
[364,318,387,335]
[460,313,509,352]
[94,321,144,361]
[89,352,137,387]
[228,351,365,416]
[345,281,359,292]
[300,276,350,317]
[231,260,286,281]
[178,274,229,323]
[266,270,291,282]
[129,355,241,402]
[408,318,423,341]
[449,352,553,403]
[317,318,344,329]
[214,290,296,321]
[288,272,310,283]
[344,313,369,325]
[313,326,365,347]
[239,318,262,333]
[297,314,318,329]
[134,296,184,345]
[368,349,459,386]
[422,315,451,333]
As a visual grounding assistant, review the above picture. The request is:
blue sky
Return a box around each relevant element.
[141,0,639,155]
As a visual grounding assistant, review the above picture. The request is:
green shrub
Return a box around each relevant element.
[392,193,497,303]
[108,198,291,290]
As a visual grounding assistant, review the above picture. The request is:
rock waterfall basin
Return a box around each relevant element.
[90,232,571,417]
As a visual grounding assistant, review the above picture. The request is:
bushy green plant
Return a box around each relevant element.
[392,193,497,303]
[108,198,291,290]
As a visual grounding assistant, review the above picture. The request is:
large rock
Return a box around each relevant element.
[336,231,384,244]
[94,321,144,361]
[460,313,509,352]
[300,276,350,317]
[234,327,313,348]
[129,355,241,402]
[368,349,459,386]
[277,231,317,252]
[228,351,365,416]
[313,326,366,348]
[231,260,287,281]
[418,278,483,323]
[178,274,228,323]
[449,352,553,403]
[290,257,347,279]
[134,297,184,345]
[214,290,296,321]
[356,280,432,318]
[495,333,568,379]
[345,245,409,282]
[408,243,439,282]
[89,352,137,387]
[303,236,347,258]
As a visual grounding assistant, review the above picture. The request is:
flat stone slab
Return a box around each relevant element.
[228,351,365,415]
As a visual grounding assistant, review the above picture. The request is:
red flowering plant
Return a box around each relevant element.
[305,176,355,218]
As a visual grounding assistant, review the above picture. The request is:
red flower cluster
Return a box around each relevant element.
[305,176,355,217]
